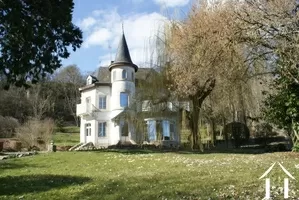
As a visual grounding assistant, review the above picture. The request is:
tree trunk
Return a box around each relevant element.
[190,96,203,151]
[210,118,216,146]
[189,78,216,151]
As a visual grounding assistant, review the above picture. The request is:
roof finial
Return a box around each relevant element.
[122,21,124,34]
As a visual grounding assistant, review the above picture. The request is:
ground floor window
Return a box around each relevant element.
[147,120,175,141]
[147,120,156,141]
[85,123,91,136]
[122,121,129,136]
[162,120,170,140]
[98,122,106,137]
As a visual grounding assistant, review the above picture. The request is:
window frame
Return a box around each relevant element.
[120,92,129,107]
[99,96,107,109]
[85,123,91,136]
[122,69,127,79]
[98,122,106,137]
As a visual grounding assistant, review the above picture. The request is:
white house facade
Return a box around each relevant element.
[76,33,180,148]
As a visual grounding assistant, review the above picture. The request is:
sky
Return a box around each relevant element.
[61,0,193,74]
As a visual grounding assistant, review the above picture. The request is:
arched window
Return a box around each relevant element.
[122,69,127,79]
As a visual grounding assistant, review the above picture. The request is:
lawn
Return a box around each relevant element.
[52,126,80,146]
[1,151,299,200]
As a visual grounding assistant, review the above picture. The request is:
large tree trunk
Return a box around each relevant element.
[189,78,216,151]
[190,96,203,151]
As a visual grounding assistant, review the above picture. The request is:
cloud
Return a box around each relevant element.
[78,8,167,67]
[83,28,112,48]
[78,17,96,31]
[153,0,190,7]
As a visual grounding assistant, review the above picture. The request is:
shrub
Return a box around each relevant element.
[16,118,54,150]
[0,116,19,138]
[292,144,299,152]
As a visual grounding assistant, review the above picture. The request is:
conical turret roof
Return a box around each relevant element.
[109,33,138,72]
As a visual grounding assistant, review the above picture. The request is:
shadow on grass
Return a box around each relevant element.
[0,161,42,171]
[0,174,91,196]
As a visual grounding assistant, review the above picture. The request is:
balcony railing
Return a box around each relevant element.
[76,104,93,116]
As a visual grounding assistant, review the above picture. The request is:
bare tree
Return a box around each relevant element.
[53,65,84,125]
[29,84,54,120]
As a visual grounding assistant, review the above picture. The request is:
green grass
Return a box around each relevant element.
[52,126,80,146]
[1,151,299,199]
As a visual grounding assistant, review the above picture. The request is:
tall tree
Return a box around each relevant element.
[235,0,299,146]
[53,65,84,125]
[0,0,82,88]
[166,1,243,151]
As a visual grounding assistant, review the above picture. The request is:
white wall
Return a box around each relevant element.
[111,66,136,111]
[109,122,120,145]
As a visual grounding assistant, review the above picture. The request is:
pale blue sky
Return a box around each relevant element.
[61,0,193,74]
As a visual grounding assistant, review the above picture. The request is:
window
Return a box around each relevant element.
[99,96,106,109]
[113,71,116,81]
[147,120,156,141]
[122,69,127,79]
[121,121,129,136]
[131,72,134,81]
[85,123,91,136]
[120,92,128,107]
[98,122,106,137]
[162,120,170,140]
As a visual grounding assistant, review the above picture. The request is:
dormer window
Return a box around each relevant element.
[122,69,127,79]
[86,77,92,85]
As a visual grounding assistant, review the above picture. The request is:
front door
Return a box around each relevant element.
[85,123,92,143]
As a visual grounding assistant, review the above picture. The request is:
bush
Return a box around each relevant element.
[0,116,19,138]
[292,144,299,152]
[16,118,54,151]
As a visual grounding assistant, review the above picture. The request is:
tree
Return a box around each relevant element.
[166,1,243,151]
[0,0,82,88]
[53,65,85,125]
[235,0,299,85]
[263,79,299,146]
[235,0,299,146]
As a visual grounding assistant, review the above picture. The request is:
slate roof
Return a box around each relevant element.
[109,33,138,72]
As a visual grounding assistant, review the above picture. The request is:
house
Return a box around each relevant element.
[76,33,181,148]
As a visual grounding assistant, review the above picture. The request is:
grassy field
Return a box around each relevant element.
[52,126,80,146]
[1,151,299,200]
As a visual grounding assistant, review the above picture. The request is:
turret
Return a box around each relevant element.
[109,33,138,111]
